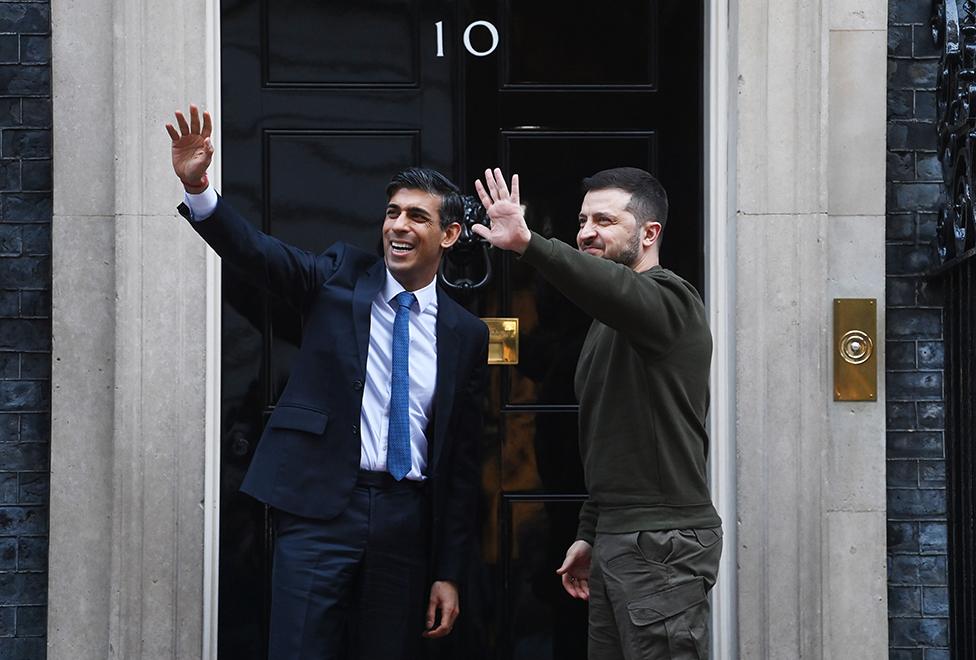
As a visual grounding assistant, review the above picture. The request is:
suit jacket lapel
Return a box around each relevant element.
[431,286,459,474]
[352,260,386,374]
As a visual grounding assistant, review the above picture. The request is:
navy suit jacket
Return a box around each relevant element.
[179,198,488,582]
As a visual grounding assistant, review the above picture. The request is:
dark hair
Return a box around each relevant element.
[385,167,464,229]
[581,167,668,230]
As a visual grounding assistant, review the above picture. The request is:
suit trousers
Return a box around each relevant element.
[268,472,429,660]
[587,527,723,660]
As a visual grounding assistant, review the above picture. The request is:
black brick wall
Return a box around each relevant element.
[0,1,49,658]
[0,1,958,657]
[887,2,950,658]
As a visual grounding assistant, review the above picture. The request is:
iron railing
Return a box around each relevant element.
[931,1,976,655]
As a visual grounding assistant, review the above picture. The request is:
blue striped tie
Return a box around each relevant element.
[387,291,416,480]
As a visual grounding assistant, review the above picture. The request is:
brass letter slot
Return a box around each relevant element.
[482,317,519,365]
[833,298,877,401]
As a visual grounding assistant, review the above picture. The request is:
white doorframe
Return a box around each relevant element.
[202,0,222,657]
[200,2,738,657]
[705,0,737,657]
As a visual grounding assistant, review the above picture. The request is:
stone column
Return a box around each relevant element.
[823,0,889,654]
[48,0,210,657]
[734,0,888,657]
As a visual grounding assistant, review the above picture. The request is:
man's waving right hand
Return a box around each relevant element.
[165,104,214,193]
[471,168,532,255]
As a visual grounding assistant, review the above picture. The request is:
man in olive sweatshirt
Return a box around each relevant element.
[473,167,722,660]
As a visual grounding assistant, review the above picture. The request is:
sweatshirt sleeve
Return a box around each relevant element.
[519,232,702,352]
[576,500,598,545]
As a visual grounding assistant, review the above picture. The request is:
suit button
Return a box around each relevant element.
[352,424,359,436]
[352,380,363,391]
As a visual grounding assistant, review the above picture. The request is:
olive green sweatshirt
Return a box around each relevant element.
[520,233,721,544]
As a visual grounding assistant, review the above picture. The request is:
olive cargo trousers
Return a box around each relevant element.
[588,527,723,660]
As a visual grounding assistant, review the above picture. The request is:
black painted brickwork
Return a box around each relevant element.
[0,2,958,657]
[0,1,49,659]
[887,3,951,658]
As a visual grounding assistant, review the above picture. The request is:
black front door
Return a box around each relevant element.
[218,1,703,658]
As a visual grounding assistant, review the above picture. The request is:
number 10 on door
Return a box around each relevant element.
[435,20,499,57]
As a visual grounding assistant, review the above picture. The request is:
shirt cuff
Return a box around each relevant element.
[184,185,218,221]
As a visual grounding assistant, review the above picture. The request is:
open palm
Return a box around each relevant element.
[165,104,214,190]
[485,197,523,229]
[472,168,532,253]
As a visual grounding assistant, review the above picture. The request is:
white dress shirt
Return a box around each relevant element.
[184,186,438,480]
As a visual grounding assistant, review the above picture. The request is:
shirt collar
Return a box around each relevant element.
[383,270,438,313]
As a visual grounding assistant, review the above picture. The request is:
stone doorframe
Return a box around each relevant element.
[732,0,889,657]
[47,0,887,658]
[49,0,215,656]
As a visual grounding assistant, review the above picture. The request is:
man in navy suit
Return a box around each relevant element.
[166,105,488,660]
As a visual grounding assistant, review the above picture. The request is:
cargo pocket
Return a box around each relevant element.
[680,527,723,591]
[627,578,708,659]
[692,527,722,549]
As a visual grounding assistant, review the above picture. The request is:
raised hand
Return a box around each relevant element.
[472,168,532,254]
[165,104,214,193]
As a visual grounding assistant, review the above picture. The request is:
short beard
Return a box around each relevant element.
[608,224,642,268]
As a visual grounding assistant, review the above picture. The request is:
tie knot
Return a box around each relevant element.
[394,291,416,311]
